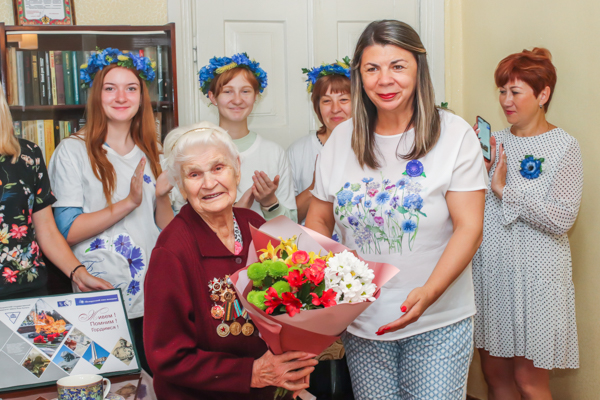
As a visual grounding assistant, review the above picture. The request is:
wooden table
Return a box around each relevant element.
[0,371,156,400]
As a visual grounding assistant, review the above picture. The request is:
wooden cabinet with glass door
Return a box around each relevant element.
[0,23,178,163]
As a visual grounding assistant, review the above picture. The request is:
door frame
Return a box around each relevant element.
[168,0,445,132]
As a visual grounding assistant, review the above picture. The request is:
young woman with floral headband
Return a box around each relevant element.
[0,88,112,300]
[288,58,352,224]
[48,48,174,373]
[199,53,297,222]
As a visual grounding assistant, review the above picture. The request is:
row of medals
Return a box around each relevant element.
[209,276,254,338]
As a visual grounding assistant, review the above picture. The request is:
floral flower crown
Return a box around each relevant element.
[198,52,268,97]
[80,47,157,89]
[302,56,351,92]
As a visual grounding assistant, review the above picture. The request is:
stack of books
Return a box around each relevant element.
[5,46,171,107]
[13,119,84,162]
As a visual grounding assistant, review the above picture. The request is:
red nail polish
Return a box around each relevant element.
[401,306,407,312]
[384,327,391,331]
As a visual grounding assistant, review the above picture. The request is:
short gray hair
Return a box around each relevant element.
[162,121,240,188]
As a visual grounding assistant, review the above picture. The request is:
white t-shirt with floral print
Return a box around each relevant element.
[48,137,160,319]
[312,111,487,340]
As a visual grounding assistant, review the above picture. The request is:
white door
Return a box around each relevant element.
[168,0,444,147]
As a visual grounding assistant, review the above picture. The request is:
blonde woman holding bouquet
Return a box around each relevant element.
[198,53,297,222]
[306,20,487,399]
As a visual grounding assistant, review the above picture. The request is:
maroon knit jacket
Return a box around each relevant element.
[144,204,276,399]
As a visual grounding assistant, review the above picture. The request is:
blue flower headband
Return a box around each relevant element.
[80,47,157,89]
[302,57,351,92]
[198,52,268,97]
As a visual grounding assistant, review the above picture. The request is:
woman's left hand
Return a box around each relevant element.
[491,143,507,199]
[72,268,113,292]
[376,286,435,334]
[156,170,174,199]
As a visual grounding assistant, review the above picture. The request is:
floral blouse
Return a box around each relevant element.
[0,139,56,298]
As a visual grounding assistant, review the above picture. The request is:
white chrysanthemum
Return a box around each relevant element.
[325,250,377,304]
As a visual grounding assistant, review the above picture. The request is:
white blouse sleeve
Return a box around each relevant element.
[48,139,85,208]
[447,127,488,192]
[311,141,336,204]
[275,149,298,212]
[501,138,583,235]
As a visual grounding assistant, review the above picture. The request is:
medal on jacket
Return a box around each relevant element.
[209,276,254,337]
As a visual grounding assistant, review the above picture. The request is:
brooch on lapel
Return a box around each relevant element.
[519,155,544,180]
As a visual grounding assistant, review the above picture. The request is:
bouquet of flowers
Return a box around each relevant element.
[230,216,399,357]
[246,240,378,318]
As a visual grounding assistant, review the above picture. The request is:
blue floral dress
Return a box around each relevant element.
[0,139,56,299]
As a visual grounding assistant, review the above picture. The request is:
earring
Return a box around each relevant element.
[539,104,543,109]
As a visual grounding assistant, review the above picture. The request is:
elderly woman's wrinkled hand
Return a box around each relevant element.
[250,350,317,392]
[155,170,174,198]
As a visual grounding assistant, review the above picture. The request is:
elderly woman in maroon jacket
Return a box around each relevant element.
[144,122,317,400]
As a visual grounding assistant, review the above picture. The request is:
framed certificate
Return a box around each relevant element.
[13,0,76,26]
[0,289,139,393]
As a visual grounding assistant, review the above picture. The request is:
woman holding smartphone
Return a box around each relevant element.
[472,48,582,399]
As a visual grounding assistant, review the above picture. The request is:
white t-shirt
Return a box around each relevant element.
[48,137,160,319]
[312,111,487,340]
[287,133,322,196]
[236,134,297,216]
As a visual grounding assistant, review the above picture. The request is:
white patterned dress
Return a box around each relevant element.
[473,127,583,369]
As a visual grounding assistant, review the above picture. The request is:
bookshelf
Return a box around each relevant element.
[0,23,179,162]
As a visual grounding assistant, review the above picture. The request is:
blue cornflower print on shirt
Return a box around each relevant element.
[88,238,105,252]
[331,233,340,243]
[337,190,353,207]
[126,247,145,278]
[334,163,428,254]
[114,235,132,257]
[143,174,152,184]
[127,279,141,296]
[375,191,390,205]
[401,219,418,233]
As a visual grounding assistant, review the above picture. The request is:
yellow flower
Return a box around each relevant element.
[151,61,157,69]
[80,63,88,69]
[278,236,297,249]
[117,55,128,61]
[0,226,11,244]
[259,241,279,262]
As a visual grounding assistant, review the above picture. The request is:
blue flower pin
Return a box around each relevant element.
[404,160,426,178]
[519,155,544,179]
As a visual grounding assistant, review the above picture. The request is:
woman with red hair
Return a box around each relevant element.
[473,48,582,399]
[49,49,174,373]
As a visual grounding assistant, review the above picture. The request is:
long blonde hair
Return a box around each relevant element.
[351,20,441,169]
[0,88,20,163]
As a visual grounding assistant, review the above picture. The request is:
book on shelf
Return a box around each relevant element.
[63,50,75,105]
[45,52,53,106]
[31,52,40,106]
[38,51,48,106]
[7,46,170,107]
[16,51,25,107]
[49,51,58,106]
[35,121,45,161]
[54,51,66,105]
[13,121,21,138]
[154,112,162,143]
[23,51,34,106]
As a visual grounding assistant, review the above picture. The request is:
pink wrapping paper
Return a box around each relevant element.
[230,216,399,355]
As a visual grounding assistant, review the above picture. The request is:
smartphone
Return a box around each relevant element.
[477,116,492,161]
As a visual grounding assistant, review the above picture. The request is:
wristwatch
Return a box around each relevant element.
[261,201,280,212]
